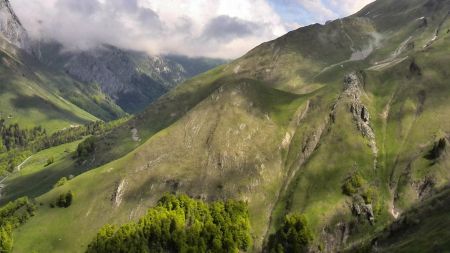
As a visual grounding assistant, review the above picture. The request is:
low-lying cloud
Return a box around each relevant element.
[12,0,287,58]
[295,0,375,23]
[11,0,374,58]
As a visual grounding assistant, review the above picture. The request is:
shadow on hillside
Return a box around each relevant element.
[10,94,89,124]
[0,158,90,205]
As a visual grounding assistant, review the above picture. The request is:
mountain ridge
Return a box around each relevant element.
[0,0,29,51]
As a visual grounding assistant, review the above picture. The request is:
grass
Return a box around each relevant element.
[0,41,127,133]
[0,140,83,204]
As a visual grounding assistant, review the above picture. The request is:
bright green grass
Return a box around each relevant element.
[0,140,83,204]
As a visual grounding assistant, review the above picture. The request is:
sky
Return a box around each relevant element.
[11,0,375,58]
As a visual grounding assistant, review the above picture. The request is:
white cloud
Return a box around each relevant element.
[11,0,288,58]
[295,0,375,24]
[328,0,375,15]
[10,0,375,58]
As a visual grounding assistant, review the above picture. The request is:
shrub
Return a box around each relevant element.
[45,156,55,166]
[342,172,366,196]
[54,177,68,188]
[56,191,73,208]
[268,213,314,253]
[76,136,96,160]
[425,138,447,160]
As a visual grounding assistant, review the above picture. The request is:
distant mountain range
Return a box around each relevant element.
[32,41,227,113]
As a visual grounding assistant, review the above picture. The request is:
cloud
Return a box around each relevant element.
[11,0,288,58]
[10,0,374,58]
[293,0,375,23]
[55,0,100,16]
[327,0,375,15]
[201,15,263,42]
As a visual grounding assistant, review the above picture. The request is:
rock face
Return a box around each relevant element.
[0,0,29,51]
[61,46,168,113]
[33,42,226,113]
[343,73,378,162]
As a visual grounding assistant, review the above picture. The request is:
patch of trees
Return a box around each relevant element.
[86,194,252,253]
[0,119,46,152]
[0,117,128,175]
[0,150,32,173]
[0,117,128,155]
[0,197,36,253]
[267,213,314,253]
[50,191,73,208]
[342,171,379,204]
[30,118,128,153]
[76,136,96,160]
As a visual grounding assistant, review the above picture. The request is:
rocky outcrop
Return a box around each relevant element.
[111,180,127,207]
[0,0,30,51]
[351,195,375,224]
[413,176,436,199]
[321,222,350,252]
[343,73,378,163]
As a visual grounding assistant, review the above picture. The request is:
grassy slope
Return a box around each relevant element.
[374,186,450,253]
[0,140,84,204]
[0,50,99,131]
[9,0,450,252]
[344,185,450,253]
[13,79,308,253]
[0,39,126,132]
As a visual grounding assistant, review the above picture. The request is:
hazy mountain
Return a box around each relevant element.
[3,0,450,252]
[32,41,227,113]
[0,0,125,131]
[0,0,29,51]
[0,0,225,131]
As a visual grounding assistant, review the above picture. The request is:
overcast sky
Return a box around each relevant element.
[11,0,374,58]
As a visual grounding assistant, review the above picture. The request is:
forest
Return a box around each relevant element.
[0,197,36,253]
[87,194,252,253]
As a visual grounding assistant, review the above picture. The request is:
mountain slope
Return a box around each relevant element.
[0,0,225,131]
[33,41,227,113]
[0,0,29,51]
[0,37,105,131]
[0,0,126,131]
[8,0,450,252]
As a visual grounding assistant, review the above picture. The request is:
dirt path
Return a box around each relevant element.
[16,155,32,171]
[0,155,32,199]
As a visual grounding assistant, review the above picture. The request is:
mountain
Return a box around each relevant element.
[0,0,225,131]
[0,0,29,51]
[4,0,450,252]
[0,0,125,131]
[32,41,227,113]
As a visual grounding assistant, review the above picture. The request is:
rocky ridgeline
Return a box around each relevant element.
[0,0,30,51]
